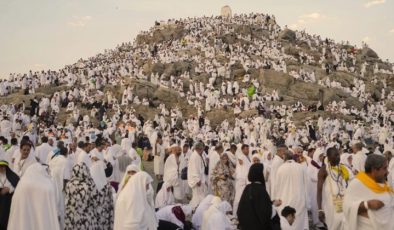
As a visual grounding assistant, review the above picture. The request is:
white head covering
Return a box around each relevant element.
[8,163,60,230]
[13,147,37,177]
[312,148,324,166]
[90,158,107,191]
[114,171,157,230]
[118,164,140,193]
[262,151,273,168]
[251,154,261,163]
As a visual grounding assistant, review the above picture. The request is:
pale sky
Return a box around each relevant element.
[0,0,393,78]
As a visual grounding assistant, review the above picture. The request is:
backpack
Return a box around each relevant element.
[180,167,188,180]
[105,162,113,177]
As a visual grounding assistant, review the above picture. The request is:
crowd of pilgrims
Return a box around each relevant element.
[0,116,393,230]
[0,12,394,230]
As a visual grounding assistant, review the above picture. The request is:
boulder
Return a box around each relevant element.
[260,70,293,91]
[279,29,296,42]
[360,47,379,59]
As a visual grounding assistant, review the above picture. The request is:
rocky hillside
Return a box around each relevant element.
[2,13,393,127]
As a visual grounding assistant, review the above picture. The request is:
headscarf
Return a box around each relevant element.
[8,163,60,230]
[311,148,324,169]
[251,154,261,163]
[248,163,265,185]
[90,153,107,191]
[262,151,273,168]
[118,164,140,193]
[13,146,37,177]
[67,163,96,195]
[220,151,229,162]
[114,171,157,230]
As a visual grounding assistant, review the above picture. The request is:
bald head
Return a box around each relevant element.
[172,146,182,156]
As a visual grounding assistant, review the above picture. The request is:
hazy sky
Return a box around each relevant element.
[0,0,393,78]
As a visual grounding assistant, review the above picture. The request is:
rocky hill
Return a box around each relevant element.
[1,12,393,128]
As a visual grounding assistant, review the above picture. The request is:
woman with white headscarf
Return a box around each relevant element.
[114,171,158,230]
[251,153,262,164]
[117,164,140,194]
[201,197,234,230]
[8,163,60,230]
[13,142,36,177]
[192,194,215,230]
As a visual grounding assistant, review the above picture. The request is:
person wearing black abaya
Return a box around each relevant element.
[0,160,19,230]
[237,163,281,230]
